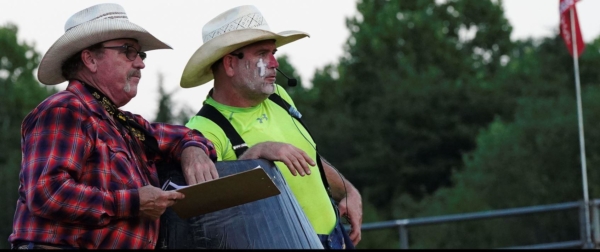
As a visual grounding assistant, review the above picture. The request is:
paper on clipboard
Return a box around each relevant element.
[169,166,280,219]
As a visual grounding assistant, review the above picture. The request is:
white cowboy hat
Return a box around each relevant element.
[180,5,309,88]
[38,3,171,85]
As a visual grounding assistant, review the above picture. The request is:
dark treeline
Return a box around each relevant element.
[3,0,600,249]
[283,0,600,248]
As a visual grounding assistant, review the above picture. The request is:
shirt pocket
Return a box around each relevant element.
[88,137,140,190]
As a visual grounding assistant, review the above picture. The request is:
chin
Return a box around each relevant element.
[124,81,139,93]
[265,83,276,94]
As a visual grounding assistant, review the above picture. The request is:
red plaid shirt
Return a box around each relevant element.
[9,80,216,249]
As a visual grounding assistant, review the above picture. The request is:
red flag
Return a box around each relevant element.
[559,0,585,57]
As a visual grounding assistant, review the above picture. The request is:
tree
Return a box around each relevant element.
[284,0,600,248]
[0,23,56,249]
[397,33,600,248]
[275,54,304,92]
[290,0,514,213]
[154,73,196,125]
[154,72,175,123]
[152,71,197,125]
[405,91,600,248]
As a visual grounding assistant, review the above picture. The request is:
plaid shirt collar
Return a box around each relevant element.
[66,80,112,121]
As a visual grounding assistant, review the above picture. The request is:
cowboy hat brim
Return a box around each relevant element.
[180,29,309,89]
[38,19,171,85]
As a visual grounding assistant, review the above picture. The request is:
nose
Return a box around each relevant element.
[134,55,145,69]
[268,54,279,68]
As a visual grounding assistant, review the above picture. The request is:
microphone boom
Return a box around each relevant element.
[276,68,298,87]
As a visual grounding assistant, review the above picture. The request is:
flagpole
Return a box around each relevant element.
[569,6,592,247]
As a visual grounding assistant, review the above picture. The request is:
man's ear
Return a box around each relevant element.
[81,50,98,73]
[223,55,235,77]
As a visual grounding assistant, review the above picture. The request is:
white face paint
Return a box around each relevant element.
[233,49,276,99]
[257,58,267,77]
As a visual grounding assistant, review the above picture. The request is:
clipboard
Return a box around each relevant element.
[169,166,280,219]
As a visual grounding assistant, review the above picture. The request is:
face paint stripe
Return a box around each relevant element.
[257,58,267,77]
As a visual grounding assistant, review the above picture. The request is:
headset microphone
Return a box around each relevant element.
[276,68,298,87]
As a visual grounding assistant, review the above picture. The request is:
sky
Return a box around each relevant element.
[2,0,600,120]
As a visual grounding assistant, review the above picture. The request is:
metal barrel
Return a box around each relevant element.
[156,158,323,249]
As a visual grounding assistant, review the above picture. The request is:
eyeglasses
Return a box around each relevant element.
[102,45,147,61]
[230,52,244,59]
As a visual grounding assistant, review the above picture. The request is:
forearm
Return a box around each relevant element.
[322,159,360,202]
[142,117,216,162]
[238,142,266,160]
[177,129,217,161]
[322,158,364,246]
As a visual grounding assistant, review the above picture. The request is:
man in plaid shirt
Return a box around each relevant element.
[8,3,219,249]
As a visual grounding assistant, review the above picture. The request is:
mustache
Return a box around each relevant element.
[128,70,142,79]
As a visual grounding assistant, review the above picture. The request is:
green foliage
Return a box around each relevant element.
[395,32,600,248]
[354,199,399,249]
[275,54,303,93]
[153,72,196,125]
[0,23,56,249]
[154,72,175,123]
[406,89,600,248]
[175,105,196,126]
[291,0,514,213]
[287,0,600,248]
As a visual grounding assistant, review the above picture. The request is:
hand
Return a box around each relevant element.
[138,185,185,220]
[239,142,315,176]
[337,190,363,246]
[181,146,219,185]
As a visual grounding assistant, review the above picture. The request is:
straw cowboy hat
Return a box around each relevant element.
[38,3,171,85]
[180,5,309,88]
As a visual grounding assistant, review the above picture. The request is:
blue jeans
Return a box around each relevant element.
[317,200,355,249]
[12,242,75,249]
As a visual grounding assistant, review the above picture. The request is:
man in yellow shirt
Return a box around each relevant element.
[181,5,362,249]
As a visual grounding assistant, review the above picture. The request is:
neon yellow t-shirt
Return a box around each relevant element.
[186,85,336,235]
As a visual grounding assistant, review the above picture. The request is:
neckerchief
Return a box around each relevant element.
[82,81,161,186]
[82,82,161,154]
